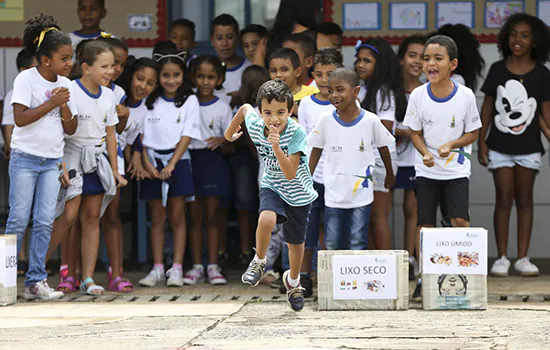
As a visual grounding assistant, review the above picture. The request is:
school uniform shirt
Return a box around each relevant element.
[372,89,397,160]
[306,77,318,89]
[308,108,395,209]
[68,31,102,51]
[396,93,417,167]
[245,108,317,207]
[481,60,550,155]
[142,95,202,155]
[108,82,127,104]
[2,89,14,126]
[420,72,466,86]
[189,97,232,150]
[64,79,118,149]
[298,94,334,184]
[223,57,252,95]
[403,82,481,180]
[120,99,148,150]
[10,67,77,158]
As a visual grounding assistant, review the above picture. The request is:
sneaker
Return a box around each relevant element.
[166,267,184,287]
[23,280,64,301]
[490,256,511,277]
[412,283,422,302]
[282,270,305,312]
[207,265,228,285]
[270,276,283,289]
[408,256,419,281]
[300,273,313,298]
[241,258,266,287]
[514,257,539,277]
[183,265,205,285]
[139,267,165,287]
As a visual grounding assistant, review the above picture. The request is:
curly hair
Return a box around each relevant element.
[314,47,344,67]
[257,79,294,112]
[498,13,550,62]
[23,13,71,61]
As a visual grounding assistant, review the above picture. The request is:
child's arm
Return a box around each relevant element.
[224,103,254,142]
[542,101,550,137]
[60,104,78,135]
[438,130,479,158]
[115,104,130,134]
[160,136,192,181]
[268,125,300,180]
[142,146,160,179]
[410,131,435,167]
[3,124,13,158]
[309,147,323,175]
[477,95,494,166]
[541,115,550,142]
[106,126,128,187]
[378,145,396,189]
[13,87,70,127]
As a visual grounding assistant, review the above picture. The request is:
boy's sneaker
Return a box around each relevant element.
[490,256,511,277]
[514,257,539,277]
[207,265,228,285]
[183,265,205,285]
[300,273,313,298]
[23,280,64,301]
[408,256,419,281]
[242,258,266,287]
[166,267,184,287]
[282,270,305,312]
[139,267,165,287]
[412,283,422,302]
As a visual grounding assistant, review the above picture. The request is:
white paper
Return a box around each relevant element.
[539,0,550,26]
[128,14,153,32]
[4,240,16,288]
[421,228,488,275]
[436,2,474,28]
[485,1,523,28]
[390,3,427,30]
[0,239,4,286]
[332,254,397,300]
[343,3,380,30]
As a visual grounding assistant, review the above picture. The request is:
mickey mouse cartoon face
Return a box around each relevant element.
[494,80,537,135]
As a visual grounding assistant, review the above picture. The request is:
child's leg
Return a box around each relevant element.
[349,204,372,250]
[79,194,104,291]
[102,189,123,278]
[46,196,82,262]
[403,188,418,257]
[238,210,254,256]
[443,178,470,228]
[148,200,166,265]
[414,177,441,262]
[492,168,515,256]
[287,242,305,280]
[324,206,348,250]
[67,219,81,280]
[188,200,203,265]
[218,206,229,256]
[205,196,221,264]
[255,211,277,258]
[370,190,393,250]
[301,183,324,273]
[60,234,70,269]
[513,166,537,258]
[283,204,311,280]
[167,196,187,266]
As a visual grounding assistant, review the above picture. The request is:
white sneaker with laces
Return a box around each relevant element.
[207,265,227,285]
[139,268,165,287]
[183,265,205,285]
[166,267,184,287]
[23,280,64,300]
[490,256,511,277]
[514,257,539,277]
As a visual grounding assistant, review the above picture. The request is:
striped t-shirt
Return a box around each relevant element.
[245,109,317,207]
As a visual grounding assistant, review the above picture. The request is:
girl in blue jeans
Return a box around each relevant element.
[7,14,77,300]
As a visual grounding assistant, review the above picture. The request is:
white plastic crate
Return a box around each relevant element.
[0,234,17,306]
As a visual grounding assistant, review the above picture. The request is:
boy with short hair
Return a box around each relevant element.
[308,67,395,254]
[282,33,318,88]
[403,35,481,300]
[224,79,318,312]
[169,18,197,63]
[240,24,268,62]
[317,22,344,49]
[69,0,108,50]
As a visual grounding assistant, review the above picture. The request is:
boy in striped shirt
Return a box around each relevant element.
[225,80,317,312]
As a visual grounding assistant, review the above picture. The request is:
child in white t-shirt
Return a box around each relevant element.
[308,67,395,252]
[68,0,109,50]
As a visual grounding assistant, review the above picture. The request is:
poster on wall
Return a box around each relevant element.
[0,0,24,21]
[484,1,523,28]
[342,2,381,30]
[389,2,427,30]
[539,0,550,25]
[436,1,475,28]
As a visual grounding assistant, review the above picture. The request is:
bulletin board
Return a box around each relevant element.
[0,0,167,47]
[324,0,538,45]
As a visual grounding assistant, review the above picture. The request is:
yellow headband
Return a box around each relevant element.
[34,27,58,51]
[100,31,112,38]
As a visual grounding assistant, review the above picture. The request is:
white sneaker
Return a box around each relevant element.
[139,267,166,287]
[490,256,511,277]
[207,265,227,285]
[23,280,64,300]
[183,265,205,285]
[514,257,539,277]
[166,267,184,287]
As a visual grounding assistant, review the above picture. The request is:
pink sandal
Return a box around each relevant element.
[56,276,77,293]
[108,276,134,293]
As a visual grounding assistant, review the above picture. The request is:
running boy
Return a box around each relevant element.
[403,35,481,300]
[224,79,317,312]
[308,67,395,252]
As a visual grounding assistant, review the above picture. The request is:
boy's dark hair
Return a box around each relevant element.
[211,14,239,36]
[329,67,360,88]
[189,54,226,90]
[314,48,343,68]
[257,79,294,112]
[16,49,36,70]
[397,34,426,59]
[498,13,550,62]
[425,35,458,61]
[96,35,128,53]
[239,65,270,106]
[117,56,160,103]
[171,18,196,41]
[240,24,268,41]
[147,41,194,109]
[23,13,72,61]
[78,0,105,8]
[284,32,317,59]
[317,22,343,37]
[269,48,301,69]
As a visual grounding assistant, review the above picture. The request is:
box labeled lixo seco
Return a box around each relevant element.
[420,228,487,310]
[0,234,17,306]
[317,250,409,310]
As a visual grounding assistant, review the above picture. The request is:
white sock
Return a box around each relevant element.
[193,264,204,270]
[288,275,300,288]
[417,277,422,284]
[253,254,267,264]
[207,264,218,269]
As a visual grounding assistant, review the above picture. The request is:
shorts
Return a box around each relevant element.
[259,187,311,245]
[139,159,194,200]
[82,171,105,196]
[488,150,541,171]
[415,176,470,226]
[190,148,229,197]
[225,146,258,211]
[395,166,416,189]
[305,182,325,249]
[373,153,398,192]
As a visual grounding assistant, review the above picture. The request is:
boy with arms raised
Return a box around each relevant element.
[225,80,317,312]
[403,35,481,300]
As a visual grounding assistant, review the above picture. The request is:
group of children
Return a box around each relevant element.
[3,0,550,311]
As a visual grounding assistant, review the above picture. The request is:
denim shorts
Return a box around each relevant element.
[488,150,541,171]
[324,204,372,250]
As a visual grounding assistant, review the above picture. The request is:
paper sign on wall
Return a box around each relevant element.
[128,14,153,32]
[421,228,488,275]
[332,254,397,300]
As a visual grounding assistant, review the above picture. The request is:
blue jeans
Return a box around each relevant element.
[324,204,372,250]
[6,150,62,287]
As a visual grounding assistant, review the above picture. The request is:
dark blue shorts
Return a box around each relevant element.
[82,171,105,196]
[139,159,194,200]
[395,166,416,189]
[190,148,230,197]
